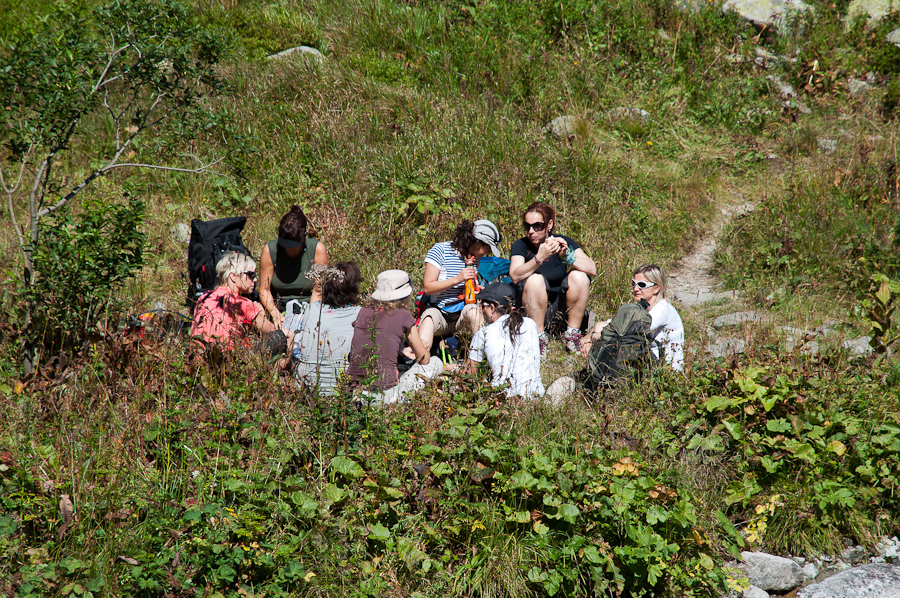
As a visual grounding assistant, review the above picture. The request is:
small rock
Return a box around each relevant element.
[876,537,900,561]
[803,562,820,580]
[792,556,807,566]
[848,78,873,95]
[171,223,191,244]
[543,115,586,138]
[604,107,652,124]
[842,336,872,356]
[727,53,745,63]
[267,46,325,62]
[744,585,769,598]
[797,563,900,598]
[826,559,852,572]
[713,311,769,329]
[707,338,746,358]
[754,47,782,68]
[546,376,577,406]
[818,138,838,153]
[843,545,868,565]
[887,28,900,46]
[739,551,805,592]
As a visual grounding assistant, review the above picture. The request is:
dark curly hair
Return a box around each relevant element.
[322,261,361,308]
[449,220,482,257]
[278,205,308,242]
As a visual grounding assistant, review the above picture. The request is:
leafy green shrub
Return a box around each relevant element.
[665,364,900,554]
[24,196,145,355]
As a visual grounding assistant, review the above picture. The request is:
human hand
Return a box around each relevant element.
[458,267,477,282]
[271,310,285,328]
[283,329,295,348]
[536,238,560,261]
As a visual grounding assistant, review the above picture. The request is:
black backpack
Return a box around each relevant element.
[186,217,252,311]
[581,301,661,391]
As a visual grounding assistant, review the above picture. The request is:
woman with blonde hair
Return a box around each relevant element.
[191,251,294,355]
[580,263,684,370]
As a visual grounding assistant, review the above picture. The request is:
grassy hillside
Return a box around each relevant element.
[1,0,899,596]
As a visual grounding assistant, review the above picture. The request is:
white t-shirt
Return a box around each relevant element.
[469,314,545,399]
[424,241,481,309]
[649,299,684,371]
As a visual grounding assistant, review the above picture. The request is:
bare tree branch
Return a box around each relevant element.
[36,156,224,218]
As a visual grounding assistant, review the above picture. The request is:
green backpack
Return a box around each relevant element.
[583,301,661,391]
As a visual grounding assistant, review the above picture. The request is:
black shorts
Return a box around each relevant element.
[515,273,573,333]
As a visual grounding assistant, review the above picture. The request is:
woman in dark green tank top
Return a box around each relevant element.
[259,206,329,328]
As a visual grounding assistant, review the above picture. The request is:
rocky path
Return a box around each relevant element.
[668,197,755,308]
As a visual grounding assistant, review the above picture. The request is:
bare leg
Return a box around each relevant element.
[522,274,549,334]
[565,271,590,330]
[418,315,436,353]
[460,303,484,334]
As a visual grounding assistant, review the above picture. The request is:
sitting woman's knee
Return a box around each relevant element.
[523,273,547,294]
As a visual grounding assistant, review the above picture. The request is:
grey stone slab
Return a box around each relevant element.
[797,563,900,598]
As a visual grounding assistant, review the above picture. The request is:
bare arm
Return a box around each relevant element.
[570,247,597,277]
[509,238,565,283]
[258,244,283,326]
[309,241,329,303]
[422,262,475,295]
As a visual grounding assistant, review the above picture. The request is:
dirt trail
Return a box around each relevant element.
[668,197,755,308]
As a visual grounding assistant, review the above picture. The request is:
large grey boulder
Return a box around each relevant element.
[722,0,813,29]
[797,563,900,598]
[739,551,804,592]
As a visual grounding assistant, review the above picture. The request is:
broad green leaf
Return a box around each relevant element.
[826,440,847,456]
[330,456,364,479]
[430,462,453,476]
[722,419,741,440]
[699,553,714,570]
[368,523,391,541]
[558,503,580,524]
[507,510,531,523]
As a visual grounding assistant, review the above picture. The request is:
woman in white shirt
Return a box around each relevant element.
[581,264,685,370]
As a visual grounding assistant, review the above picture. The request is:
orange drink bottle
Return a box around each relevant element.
[464,256,476,304]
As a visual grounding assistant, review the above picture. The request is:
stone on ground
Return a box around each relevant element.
[738,551,804,592]
[797,563,900,598]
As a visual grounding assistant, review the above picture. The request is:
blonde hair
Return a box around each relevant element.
[216,251,256,284]
[633,263,668,298]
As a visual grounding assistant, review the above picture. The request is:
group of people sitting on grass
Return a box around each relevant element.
[190,201,684,402]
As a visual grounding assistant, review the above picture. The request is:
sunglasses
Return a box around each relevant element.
[631,279,657,290]
[244,271,258,281]
[523,221,546,232]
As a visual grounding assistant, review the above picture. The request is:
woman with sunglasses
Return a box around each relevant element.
[191,251,294,355]
[580,264,684,370]
[259,205,329,329]
[509,201,597,354]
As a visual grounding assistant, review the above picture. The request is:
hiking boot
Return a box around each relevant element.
[563,330,582,354]
[538,331,550,358]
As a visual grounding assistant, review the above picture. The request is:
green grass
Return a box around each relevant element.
[3,0,900,595]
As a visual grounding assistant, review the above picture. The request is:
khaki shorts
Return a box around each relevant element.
[420,304,479,336]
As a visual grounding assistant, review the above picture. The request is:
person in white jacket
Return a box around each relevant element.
[580,264,685,370]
